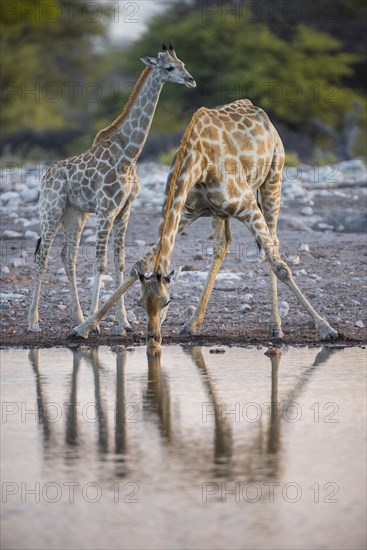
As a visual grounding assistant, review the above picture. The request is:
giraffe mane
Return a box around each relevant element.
[93,67,152,146]
[154,107,207,273]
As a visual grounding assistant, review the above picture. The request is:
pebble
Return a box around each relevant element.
[242,293,253,304]
[57,304,67,311]
[1,266,10,274]
[101,274,114,283]
[0,292,25,300]
[0,191,19,204]
[21,188,39,203]
[315,222,334,231]
[300,244,310,253]
[85,235,96,244]
[240,303,252,313]
[25,230,39,240]
[105,315,116,323]
[127,309,139,324]
[3,230,22,239]
[10,259,23,268]
[355,320,364,328]
[186,305,196,319]
[279,301,289,318]
[288,255,300,265]
[301,206,313,216]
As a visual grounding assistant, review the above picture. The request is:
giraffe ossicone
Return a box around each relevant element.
[70,99,338,346]
[28,44,195,334]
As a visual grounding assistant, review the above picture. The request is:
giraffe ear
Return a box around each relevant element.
[140,57,157,67]
[163,267,182,285]
[132,267,146,283]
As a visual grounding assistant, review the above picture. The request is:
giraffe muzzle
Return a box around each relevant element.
[184,76,196,88]
[147,332,161,345]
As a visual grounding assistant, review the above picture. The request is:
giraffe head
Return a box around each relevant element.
[133,267,182,348]
[140,42,196,88]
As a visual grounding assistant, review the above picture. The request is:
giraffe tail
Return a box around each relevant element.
[34,237,41,259]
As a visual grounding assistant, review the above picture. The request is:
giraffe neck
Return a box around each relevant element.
[94,68,164,162]
[154,108,207,275]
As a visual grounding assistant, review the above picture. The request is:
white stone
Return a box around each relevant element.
[240,303,252,313]
[288,255,300,265]
[1,266,10,274]
[10,258,23,267]
[242,293,253,303]
[127,309,139,324]
[0,191,19,204]
[279,301,289,318]
[0,292,25,300]
[85,235,96,244]
[21,188,40,203]
[57,304,67,311]
[301,206,313,216]
[101,274,113,283]
[316,222,334,231]
[3,230,22,239]
[355,320,364,328]
[25,230,39,240]
[300,244,310,252]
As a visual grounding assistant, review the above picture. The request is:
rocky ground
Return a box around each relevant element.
[0,159,366,348]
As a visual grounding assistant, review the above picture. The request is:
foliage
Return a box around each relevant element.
[123,9,361,130]
[1,0,111,135]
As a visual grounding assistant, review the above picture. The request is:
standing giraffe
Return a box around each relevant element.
[28,43,196,334]
[70,100,338,345]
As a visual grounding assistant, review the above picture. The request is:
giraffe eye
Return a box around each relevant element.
[166,66,174,72]
[163,300,171,307]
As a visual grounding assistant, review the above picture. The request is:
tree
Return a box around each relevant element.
[0,0,112,136]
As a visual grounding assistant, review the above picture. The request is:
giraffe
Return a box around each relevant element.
[27,43,196,334]
[69,99,338,346]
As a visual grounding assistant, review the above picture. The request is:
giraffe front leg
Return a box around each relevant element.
[181,218,232,335]
[61,206,89,324]
[89,211,115,334]
[112,206,134,335]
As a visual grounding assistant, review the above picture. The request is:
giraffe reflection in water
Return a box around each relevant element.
[28,346,339,480]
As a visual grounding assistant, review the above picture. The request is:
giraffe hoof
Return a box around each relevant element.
[269,327,284,339]
[69,328,88,339]
[180,324,194,336]
[322,327,339,341]
[316,320,338,341]
[28,323,41,333]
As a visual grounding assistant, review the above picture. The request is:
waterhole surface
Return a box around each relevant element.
[1,345,366,550]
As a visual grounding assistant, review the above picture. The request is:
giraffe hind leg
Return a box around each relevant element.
[61,205,89,324]
[260,158,284,339]
[238,193,338,341]
[28,221,62,332]
[112,205,134,336]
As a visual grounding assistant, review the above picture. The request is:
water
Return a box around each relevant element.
[1,345,366,550]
